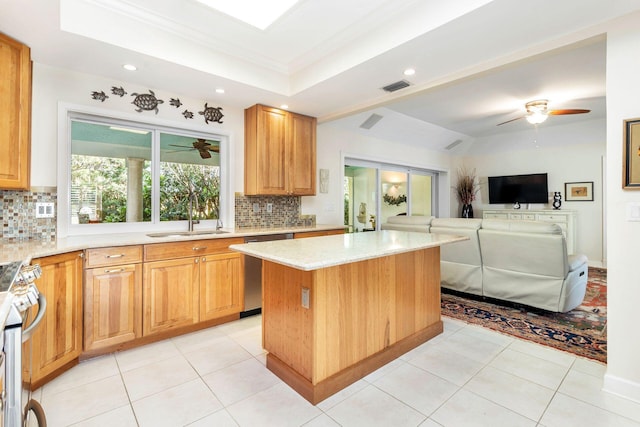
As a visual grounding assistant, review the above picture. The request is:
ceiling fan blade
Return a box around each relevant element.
[548,109,590,115]
[199,149,212,159]
[169,144,194,149]
[497,116,525,126]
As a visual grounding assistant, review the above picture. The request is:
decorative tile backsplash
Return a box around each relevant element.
[1,188,57,242]
[234,193,314,228]
[0,190,314,241]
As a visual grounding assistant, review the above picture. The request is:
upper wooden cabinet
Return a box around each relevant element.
[244,104,316,196]
[0,32,31,190]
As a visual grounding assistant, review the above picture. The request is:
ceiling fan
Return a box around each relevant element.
[497,99,590,126]
[168,139,219,159]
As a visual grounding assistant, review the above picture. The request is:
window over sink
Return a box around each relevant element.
[60,112,228,236]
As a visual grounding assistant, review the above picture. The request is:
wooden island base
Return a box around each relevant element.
[262,246,442,405]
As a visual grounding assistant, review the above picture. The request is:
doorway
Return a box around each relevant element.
[344,159,438,232]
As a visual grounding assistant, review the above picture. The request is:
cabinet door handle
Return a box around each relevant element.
[105,254,125,258]
[104,268,125,273]
[195,259,199,264]
[202,257,206,262]
[192,246,208,251]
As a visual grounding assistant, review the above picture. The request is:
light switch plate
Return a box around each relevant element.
[266,203,273,213]
[253,203,260,213]
[627,202,640,221]
[35,202,55,218]
[301,287,310,309]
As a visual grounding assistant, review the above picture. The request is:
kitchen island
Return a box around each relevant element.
[230,230,467,404]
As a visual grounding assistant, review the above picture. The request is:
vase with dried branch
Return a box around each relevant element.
[455,167,480,218]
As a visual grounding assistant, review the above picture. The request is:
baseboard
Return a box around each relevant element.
[603,373,640,404]
[588,260,606,269]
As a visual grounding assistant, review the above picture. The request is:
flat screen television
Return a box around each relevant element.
[488,173,549,204]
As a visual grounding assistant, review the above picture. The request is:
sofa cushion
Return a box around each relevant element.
[430,219,482,265]
[430,217,483,295]
[479,228,567,278]
[380,215,433,232]
[386,215,434,225]
[431,218,482,229]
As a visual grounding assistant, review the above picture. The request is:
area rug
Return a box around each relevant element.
[440,267,607,363]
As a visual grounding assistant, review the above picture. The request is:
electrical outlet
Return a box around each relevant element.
[266,203,273,213]
[35,202,55,218]
[301,287,310,309]
[253,203,260,213]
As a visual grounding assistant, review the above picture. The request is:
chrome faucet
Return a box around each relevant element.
[188,192,199,231]
[216,218,223,231]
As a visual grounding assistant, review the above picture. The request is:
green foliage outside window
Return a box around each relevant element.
[71,155,220,223]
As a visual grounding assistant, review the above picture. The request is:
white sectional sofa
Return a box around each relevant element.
[430,218,483,296]
[380,215,433,232]
[380,216,589,313]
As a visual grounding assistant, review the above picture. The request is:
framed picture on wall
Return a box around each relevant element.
[565,182,594,201]
[623,118,640,189]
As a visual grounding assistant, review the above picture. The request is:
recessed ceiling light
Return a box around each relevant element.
[215,88,225,94]
[195,0,299,30]
[280,104,289,109]
[403,68,416,76]
[123,64,137,71]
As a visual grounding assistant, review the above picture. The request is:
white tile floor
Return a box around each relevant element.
[34,315,640,427]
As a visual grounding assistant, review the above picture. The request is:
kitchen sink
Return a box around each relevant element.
[146,230,230,238]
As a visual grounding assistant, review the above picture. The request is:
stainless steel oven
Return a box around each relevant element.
[0,261,47,427]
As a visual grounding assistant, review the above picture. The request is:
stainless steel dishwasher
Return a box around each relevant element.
[241,233,293,317]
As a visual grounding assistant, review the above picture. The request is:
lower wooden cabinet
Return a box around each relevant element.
[84,263,142,351]
[143,250,244,336]
[26,237,244,387]
[30,251,83,387]
[200,252,244,321]
[143,257,200,336]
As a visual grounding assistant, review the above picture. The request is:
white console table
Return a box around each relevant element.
[482,209,576,254]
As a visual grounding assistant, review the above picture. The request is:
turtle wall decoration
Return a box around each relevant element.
[91,91,109,102]
[111,86,127,97]
[131,90,164,114]
[199,103,224,124]
[90,85,225,123]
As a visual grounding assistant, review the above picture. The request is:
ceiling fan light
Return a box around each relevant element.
[526,111,548,124]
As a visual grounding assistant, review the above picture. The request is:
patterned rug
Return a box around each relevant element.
[440,268,607,363]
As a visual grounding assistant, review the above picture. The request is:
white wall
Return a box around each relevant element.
[30,63,246,228]
[603,13,640,403]
[304,123,453,225]
[32,63,246,186]
[453,118,606,266]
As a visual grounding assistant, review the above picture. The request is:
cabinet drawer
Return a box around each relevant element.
[522,214,536,220]
[144,237,244,261]
[508,213,523,220]
[484,213,508,219]
[536,214,568,223]
[85,245,143,268]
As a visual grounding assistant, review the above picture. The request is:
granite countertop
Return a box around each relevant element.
[0,224,346,264]
[229,230,468,271]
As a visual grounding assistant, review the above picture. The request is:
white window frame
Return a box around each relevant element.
[57,103,232,237]
[342,153,450,222]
